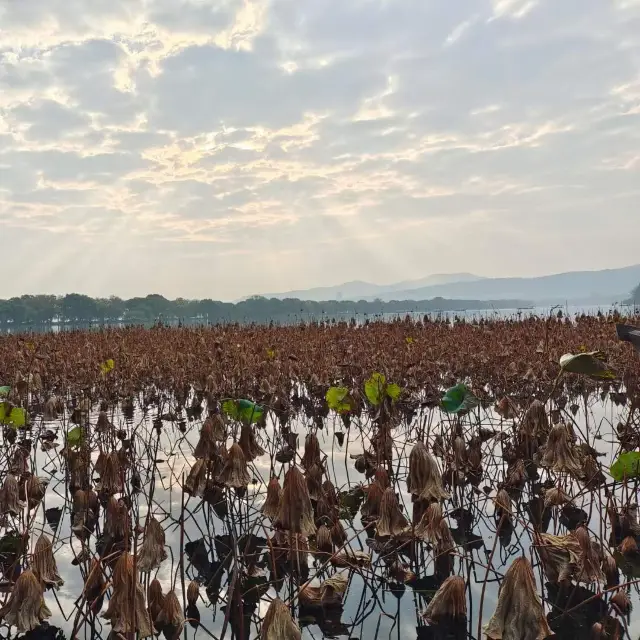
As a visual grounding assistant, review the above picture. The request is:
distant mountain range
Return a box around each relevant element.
[254,265,640,305]
[249,273,484,302]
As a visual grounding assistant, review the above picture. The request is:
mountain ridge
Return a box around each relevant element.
[249,265,640,305]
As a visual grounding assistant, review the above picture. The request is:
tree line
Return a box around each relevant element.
[0,293,531,327]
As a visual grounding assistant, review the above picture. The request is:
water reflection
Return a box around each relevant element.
[0,392,636,640]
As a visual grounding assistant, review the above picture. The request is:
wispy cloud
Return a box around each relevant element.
[1,0,640,299]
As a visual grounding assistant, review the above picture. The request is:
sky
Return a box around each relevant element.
[1,0,640,301]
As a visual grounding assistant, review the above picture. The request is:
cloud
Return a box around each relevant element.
[1,0,640,300]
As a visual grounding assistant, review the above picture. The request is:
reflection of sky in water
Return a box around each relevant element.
[16,395,638,640]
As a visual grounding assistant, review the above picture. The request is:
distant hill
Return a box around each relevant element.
[251,273,484,302]
[365,264,640,304]
[250,265,640,305]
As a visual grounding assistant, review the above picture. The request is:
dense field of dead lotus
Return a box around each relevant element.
[0,314,639,640]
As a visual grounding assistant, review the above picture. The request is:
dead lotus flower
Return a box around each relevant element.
[0,569,52,632]
[262,477,283,520]
[484,556,553,640]
[218,443,252,489]
[422,575,467,623]
[102,552,153,638]
[276,466,316,536]
[260,598,301,640]
[299,573,348,608]
[31,534,64,588]
[137,516,168,572]
[156,590,185,640]
[376,488,409,537]
[407,441,431,496]
[1,474,26,515]
[239,423,265,461]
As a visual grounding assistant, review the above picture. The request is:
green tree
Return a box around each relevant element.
[61,294,98,322]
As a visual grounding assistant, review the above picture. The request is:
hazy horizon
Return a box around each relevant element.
[2,0,640,301]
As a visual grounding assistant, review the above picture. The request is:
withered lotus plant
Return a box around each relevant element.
[71,489,99,540]
[187,580,199,606]
[495,489,513,524]
[610,589,631,615]
[544,487,572,508]
[10,446,29,476]
[574,526,605,584]
[537,423,584,477]
[305,463,324,501]
[361,480,385,522]
[184,458,208,497]
[602,553,619,588]
[331,519,347,547]
[156,590,185,640]
[535,532,581,583]
[24,474,48,510]
[376,488,408,537]
[148,578,165,626]
[434,520,455,578]
[415,502,443,542]
[407,441,431,496]
[302,433,322,470]
[0,569,51,632]
[239,423,265,461]
[186,580,200,629]
[276,466,316,536]
[422,575,467,623]
[518,399,550,457]
[260,598,301,640]
[299,573,348,609]
[619,535,638,556]
[97,452,123,495]
[66,446,90,492]
[262,477,283,520]
[137,516,168,572]
[315,524,333,555]
[96,410,114,433]
[218,443,252,489]
[322,480,338,506]
[1,474,25,515]
[419,450,450,502]
[104,496,129,540]
[84,560,106,614]
[194,414,225,459]
[288,533,310,576]
[31,534,63,588]
[484,557,553,640]
[102,551,153,638]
